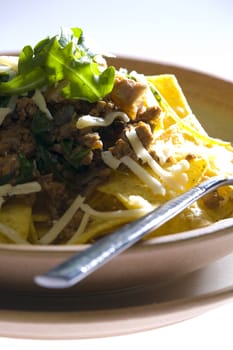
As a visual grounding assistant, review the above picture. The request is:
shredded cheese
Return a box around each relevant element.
[125,127,188,190]
[101,149,166,195]
[101,151,121,170]
[121,156,166,195]
[9,182,42,196]
[0,182,41,197]
[0,56,19,72]
[32,89,53,120]
[76,111,129,129]
[66,212,90,244]
[80,202,151,218]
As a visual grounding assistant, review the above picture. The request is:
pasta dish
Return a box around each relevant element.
[0,27,233,245]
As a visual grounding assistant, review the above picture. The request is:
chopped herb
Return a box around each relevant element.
[15,153,34,184]
[61,139,90,170]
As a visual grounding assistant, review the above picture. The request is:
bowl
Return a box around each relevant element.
[0,57,233,295]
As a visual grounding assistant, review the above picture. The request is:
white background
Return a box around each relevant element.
[0,0,233,349]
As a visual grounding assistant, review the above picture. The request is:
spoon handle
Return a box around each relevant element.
[35,176,233,289]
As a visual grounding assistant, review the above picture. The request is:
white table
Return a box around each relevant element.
[0,0,233,348]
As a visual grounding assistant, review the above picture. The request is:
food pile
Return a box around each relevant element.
[0,27,233,244]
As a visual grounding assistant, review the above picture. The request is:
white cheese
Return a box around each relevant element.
[66,212,90,244]
[125,127,188,191]
[8,182,42,196]
[0,182,41,197]
[0,56,19,72]
[80,202,151,219]
[101,151,121,170]
[76,111,129,129]
[0,184,12,197]
[121,156,166,196]
[32,89,53,120]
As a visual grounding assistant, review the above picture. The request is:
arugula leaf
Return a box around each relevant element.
[0,67,47,95]
[0,27,115,102]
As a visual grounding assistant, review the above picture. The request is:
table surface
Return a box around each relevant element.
[0,1,233,348]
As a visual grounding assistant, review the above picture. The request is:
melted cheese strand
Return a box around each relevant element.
[80,202,150,218]
[39,195,84,244]
[9,182,41,196]
[125,128,171,178]
[66,212,90,244]
[125,128,188,190]
[121,156,166,195]
[76,111,129,129]
[101,151,121,170]
[32,89,53,120]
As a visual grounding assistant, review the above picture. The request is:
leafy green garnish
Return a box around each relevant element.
[16,153,34,184]
[0,27,115,102]
[30,111,52,146]
[60,139,90,170]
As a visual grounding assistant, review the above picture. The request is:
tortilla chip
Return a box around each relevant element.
[147,74,192,118]
[0,200,32,243]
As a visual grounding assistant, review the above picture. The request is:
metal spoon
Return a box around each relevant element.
[34,175,233,289]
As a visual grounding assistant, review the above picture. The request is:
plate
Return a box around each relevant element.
[1,252,233,339]
[0,57,233,295]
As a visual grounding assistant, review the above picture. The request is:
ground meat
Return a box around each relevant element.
[89,100,115,116]
[135,121,153,149]
[0,154,20,179]
[110,137,135,160]
[38,174,73,218]
[15,97,38,121]
[80,132,103,150]
[136,105,161,124]
[0,124,36,157]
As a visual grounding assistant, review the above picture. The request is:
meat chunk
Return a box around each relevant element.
[110,138,134,159]
[110,76,147,119]
[135,121,153,149]
[81,132,103,150]
[136,105,161,124]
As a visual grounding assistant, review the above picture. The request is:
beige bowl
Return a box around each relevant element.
[0,57,233,296]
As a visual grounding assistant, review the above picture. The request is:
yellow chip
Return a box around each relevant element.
[0,200,32,242]
[147,74,192,118]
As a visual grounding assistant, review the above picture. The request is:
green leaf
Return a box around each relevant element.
[60,140,90,170]
[16,153,34,184]
[0,27,115,102]
[30,111,52,145]
[0,67,47,95]
[18,45,34,74]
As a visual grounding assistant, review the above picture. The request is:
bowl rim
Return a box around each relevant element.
[0,217,233,253]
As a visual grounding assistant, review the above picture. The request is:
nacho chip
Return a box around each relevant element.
[147,74,192,118]
[0,200,32,243]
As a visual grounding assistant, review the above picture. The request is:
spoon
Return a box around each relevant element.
[35,175,233,289]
